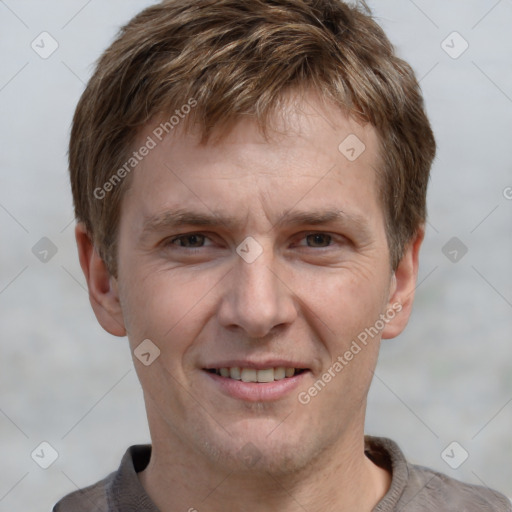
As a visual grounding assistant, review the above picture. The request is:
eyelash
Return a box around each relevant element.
[165,232,341,251]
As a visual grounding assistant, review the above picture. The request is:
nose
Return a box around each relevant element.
[216,244,297,339]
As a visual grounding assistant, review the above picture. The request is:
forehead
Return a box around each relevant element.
[120,91,384,235]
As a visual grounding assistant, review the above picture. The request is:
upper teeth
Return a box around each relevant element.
[215,367,298,382]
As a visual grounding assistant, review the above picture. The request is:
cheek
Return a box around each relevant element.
[298,266,387,339]
[121,266,222,354]
[298,271,385,403]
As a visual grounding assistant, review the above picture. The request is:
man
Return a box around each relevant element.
[54,0,511,510]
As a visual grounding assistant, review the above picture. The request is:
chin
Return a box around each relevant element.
[204,427,312,476]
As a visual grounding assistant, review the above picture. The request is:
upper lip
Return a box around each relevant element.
[203,360,310,370]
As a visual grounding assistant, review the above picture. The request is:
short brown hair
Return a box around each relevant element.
[69,0,436,277]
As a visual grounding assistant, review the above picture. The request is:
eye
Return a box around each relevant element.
[302,233,333,248]
[168,233,211,248]
[164,231,342,252]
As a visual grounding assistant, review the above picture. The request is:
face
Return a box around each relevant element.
[94,91,418,475]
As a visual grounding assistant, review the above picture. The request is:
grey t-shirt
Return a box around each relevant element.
[53,436,511,511]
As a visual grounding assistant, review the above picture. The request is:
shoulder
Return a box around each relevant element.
[52,444,154,512]
[365,436,511,512]
[402,461,511,511]
[52,472,113,512]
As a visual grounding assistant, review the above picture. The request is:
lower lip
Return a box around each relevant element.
[202,370,309,402]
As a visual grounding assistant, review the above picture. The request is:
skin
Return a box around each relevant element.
[76,90,423,512]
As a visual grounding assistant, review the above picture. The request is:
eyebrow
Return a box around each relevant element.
[139,207,371,242]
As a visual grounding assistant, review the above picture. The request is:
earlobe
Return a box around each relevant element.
[381,226,424,340]
[75,223,127,337]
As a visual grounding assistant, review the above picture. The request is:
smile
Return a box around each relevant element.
[203,366,310,402]
[205,367,307,382]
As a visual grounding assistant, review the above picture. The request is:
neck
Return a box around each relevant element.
[138,419,391,512]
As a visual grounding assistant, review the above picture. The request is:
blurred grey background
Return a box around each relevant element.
[1,0,511,510]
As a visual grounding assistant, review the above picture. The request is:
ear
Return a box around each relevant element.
[75,222,126,337]
[381,225,424,340]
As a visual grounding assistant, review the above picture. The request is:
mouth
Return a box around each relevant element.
[204,367,308,383]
